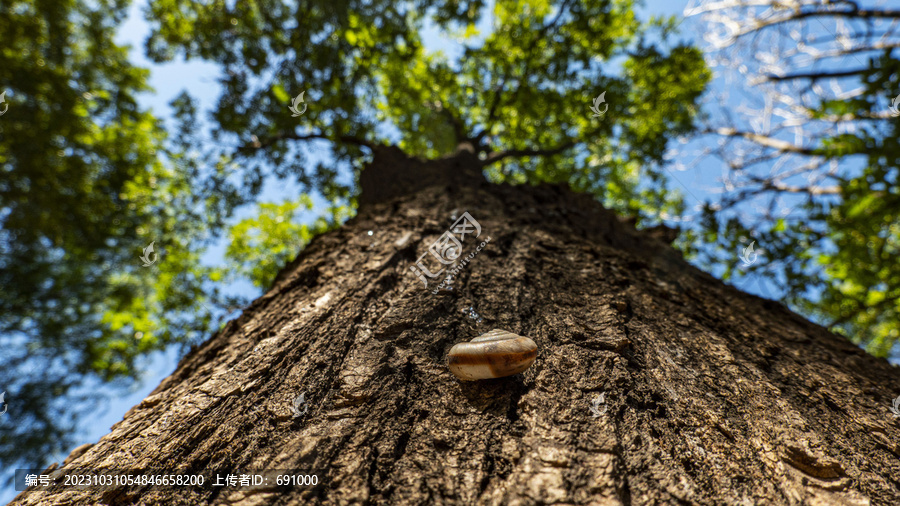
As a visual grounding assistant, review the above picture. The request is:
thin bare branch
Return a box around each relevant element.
[480,141,577,166]
[237,132,378,153]
[764,68,870,82]
[704,128,819,156]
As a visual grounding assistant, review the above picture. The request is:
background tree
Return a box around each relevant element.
[0,0,708,475]
[0,0,191,468]
[684,0,900,356]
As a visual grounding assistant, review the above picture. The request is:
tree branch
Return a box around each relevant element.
[435,103,470,146]
[476,75,508,144]
[474,0,573,150]
[687,2,900,47]
[758,180,841,196]
[688,1,900,29]
[764,68,870,82]
[705,128,819,156]
[480,141,577,166]
[237,131,378,153]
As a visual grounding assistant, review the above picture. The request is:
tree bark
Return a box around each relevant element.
[12,146,900,505]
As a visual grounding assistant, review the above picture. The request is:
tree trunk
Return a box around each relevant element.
[12,147,900,505]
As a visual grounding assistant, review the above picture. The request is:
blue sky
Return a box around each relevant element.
[2,0,889,502]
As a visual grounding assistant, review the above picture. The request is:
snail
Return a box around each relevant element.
[448,329,538,381]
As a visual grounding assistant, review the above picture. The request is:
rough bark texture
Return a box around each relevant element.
[12,147,900,505]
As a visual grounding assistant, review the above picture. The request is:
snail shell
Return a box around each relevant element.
[448,329,538,381]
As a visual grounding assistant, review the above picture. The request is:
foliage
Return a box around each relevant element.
[685,0,900,355]
[0,0,172,467]
[224,198,353,289]
[1,3,237,469]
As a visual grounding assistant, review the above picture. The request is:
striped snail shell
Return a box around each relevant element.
[448,329,538,381]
